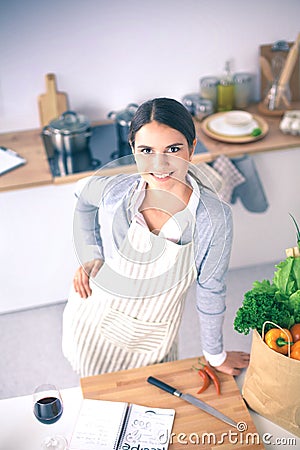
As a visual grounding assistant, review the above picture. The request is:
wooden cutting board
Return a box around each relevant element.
[81,357,264,449]
[260,41,300,102]
[38,73,69,127]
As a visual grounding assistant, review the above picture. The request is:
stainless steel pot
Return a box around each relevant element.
[41,111,100,176]
[108,103,139,161]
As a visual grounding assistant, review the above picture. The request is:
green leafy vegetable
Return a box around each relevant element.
[273,257,295,297]
[289,213,300,249]
[234,255,300,335]
[234,280,294,335]
[292,258,300,291]
[251,128,262,137]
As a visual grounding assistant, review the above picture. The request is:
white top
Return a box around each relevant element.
[132,176,199,243]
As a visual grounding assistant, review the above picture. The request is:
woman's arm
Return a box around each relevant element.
[195,198,249,375]
[73,258,104,299]
[194,197,230,353]
[73,175,109,264]
[72,175,122,297]
[72,174,135,298]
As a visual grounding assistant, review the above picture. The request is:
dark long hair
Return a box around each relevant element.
[128,97,196,152]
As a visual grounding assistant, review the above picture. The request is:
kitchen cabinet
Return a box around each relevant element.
[0,182,78,313]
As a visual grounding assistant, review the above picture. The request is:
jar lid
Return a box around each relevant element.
[233,72,253,83]
[200,76,219,87]
[182,93,202,105]
[49,111,90,135]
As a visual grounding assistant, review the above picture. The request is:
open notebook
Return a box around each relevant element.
[0,147,26,175]
[69,398,175,450]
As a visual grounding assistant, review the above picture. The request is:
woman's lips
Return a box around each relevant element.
[150,172,174,181]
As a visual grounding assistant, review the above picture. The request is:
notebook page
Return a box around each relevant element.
[119,403,175,449]
[69,399,128,450]
[0,147,26,175]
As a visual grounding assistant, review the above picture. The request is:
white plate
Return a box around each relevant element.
[208,116,259,137]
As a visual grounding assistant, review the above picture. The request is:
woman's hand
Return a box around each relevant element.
[73,259,103,299]
[214,351,250,376]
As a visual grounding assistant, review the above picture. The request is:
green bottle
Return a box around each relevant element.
[217,61,234,112]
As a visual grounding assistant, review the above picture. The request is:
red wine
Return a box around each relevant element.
[34,396,63,424]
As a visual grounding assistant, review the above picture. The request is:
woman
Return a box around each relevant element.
[62,97,249,377]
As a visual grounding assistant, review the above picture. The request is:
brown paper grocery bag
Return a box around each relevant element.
[242,329,300,437]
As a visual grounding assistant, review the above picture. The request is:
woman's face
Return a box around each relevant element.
[132,121,195,190]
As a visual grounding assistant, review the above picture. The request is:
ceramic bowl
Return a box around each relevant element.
[224,111,253,127]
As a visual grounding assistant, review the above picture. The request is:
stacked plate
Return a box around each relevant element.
[201,110,268,143]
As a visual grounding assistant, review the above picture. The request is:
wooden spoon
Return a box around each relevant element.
[275,33,300,108]
[260,56,273,82]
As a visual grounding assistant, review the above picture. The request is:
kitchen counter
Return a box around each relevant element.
[0,361,299,450]
[195,103,300,160]
[1,103,300,193]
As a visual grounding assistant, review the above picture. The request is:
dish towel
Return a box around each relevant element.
[230,155,269,213]
[212,154,246,203]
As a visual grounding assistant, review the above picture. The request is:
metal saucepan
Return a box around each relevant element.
[41,111,100,176]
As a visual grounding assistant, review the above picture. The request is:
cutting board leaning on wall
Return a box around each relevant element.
[38,73,69,127]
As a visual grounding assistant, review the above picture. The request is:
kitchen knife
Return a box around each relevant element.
[147,376,238,429]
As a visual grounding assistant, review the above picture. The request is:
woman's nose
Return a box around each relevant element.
[151,152,170,171]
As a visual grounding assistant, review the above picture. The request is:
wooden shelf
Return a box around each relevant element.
[193,103,300,162]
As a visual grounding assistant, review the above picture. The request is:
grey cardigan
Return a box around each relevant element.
[73,172,233,357]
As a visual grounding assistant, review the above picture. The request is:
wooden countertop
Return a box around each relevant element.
[1,104,300,193]
[81,357,264,449]
[0,127,53,192]
[194,103,300,161]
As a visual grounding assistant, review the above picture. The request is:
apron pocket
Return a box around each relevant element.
[100,307,169,353]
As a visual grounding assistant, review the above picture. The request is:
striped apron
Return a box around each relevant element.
[62,218,197,377]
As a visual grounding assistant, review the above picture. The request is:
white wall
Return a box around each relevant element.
[1,0,299,132]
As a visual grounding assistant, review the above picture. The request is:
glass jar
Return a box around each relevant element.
[233,72,253,108]
[199,76,219,111]
[217,61,234,112]
[194,98,214,121]
[263,81,291,111]
[181,94,214,120]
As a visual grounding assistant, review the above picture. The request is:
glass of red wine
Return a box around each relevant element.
[33,384,67,449]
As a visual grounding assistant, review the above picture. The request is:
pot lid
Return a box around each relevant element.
[49,111,90,134]
[108,103,139,126]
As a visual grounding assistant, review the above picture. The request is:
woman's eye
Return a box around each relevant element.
[168,146,180,153]
[141,148,152,154]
